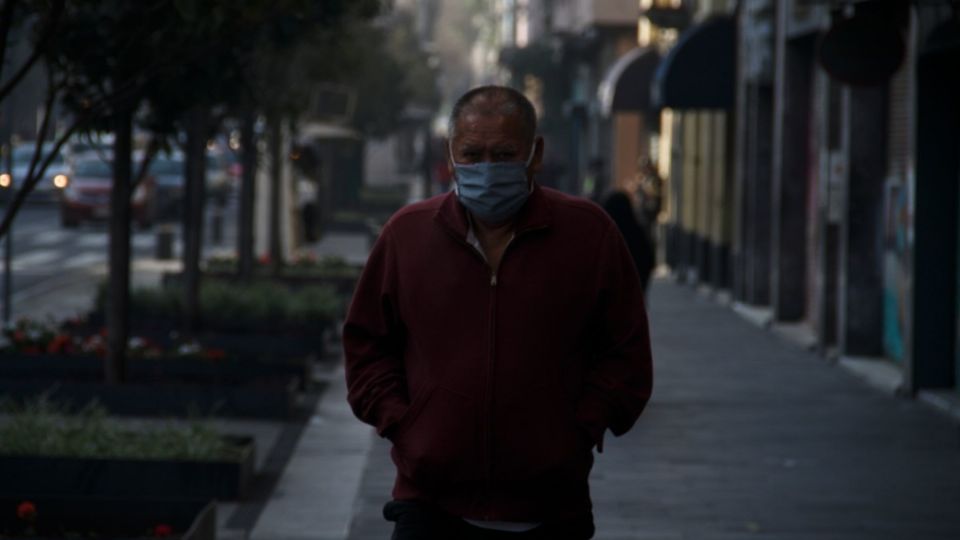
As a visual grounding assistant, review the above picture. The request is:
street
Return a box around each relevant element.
[0,198,238,322]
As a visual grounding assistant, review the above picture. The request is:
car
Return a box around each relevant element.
[58,154,152,228]
[205,149,235,204]
[0,142,71,200]
[143,152,185,223]
[65,133,114,161]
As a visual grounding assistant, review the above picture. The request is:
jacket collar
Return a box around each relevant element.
[434,183,554,239]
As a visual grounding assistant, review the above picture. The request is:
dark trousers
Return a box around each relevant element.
[384,501,594,540]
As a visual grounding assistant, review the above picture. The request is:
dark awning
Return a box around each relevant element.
[598,47,661,116]
[652,16,735,110]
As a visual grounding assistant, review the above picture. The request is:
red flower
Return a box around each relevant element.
[12,330,25,342]
[257,253,271,265]
[154,523,173,537]
[202,348,227,361]
[47,334,73,355]
[16,501,36,521]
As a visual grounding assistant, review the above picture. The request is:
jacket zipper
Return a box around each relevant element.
[484,260,498,518]
[482,230,546,518]
[439,223,546,518]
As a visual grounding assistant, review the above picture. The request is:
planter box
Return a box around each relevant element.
[0,436,254,500]
[63,318,330,360]
[0,377,301,419]
[162,270,359,298]
[75,316,332,355]
[0,353,312,389]
[190,332,328,360]
[0,497,215,540]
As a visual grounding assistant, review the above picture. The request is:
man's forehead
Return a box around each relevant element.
[453,111,528,142]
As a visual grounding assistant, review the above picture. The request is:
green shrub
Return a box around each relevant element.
[0,397,246,462]
[97,281,342,332]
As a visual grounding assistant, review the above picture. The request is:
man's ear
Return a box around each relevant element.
[529,136,545,175]
[446,137,455,176]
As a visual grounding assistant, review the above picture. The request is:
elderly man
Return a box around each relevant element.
[344,86,653,539]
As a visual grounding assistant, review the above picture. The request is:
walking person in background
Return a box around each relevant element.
[601,190,656,294]
[343,85,653,539]
[636,156,663,229]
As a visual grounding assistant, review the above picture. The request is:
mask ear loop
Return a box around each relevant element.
[525,140,537,193]
[448,139,460,166]
[448,139,461,195]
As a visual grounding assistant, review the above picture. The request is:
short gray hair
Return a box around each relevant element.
[448,85,537,143]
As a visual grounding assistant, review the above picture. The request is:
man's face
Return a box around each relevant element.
[448,107,543,182]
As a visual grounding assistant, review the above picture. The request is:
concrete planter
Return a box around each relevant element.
[0,352,311,389]
[0,435,253,500]
[0,497,216,539]
[0,377,301,419]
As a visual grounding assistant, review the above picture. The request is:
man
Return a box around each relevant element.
[344,86,653,539]
[635,156,664,228]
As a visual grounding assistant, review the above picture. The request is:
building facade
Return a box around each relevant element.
[661,0,960,399]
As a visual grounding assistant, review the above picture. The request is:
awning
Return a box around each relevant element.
[598,47,661,116]
[652,16,735,110]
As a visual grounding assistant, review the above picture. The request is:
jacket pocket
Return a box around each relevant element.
[391,384,480,488]
[493,382,591,487]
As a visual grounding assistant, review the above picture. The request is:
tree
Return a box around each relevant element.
[232,0,381,275]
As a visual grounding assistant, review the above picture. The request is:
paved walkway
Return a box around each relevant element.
[335,280,960,540]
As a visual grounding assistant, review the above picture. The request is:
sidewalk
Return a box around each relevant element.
[27,235,960,538]
[280,279,960,540]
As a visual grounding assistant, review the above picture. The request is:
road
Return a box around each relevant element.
[0,198,238,322]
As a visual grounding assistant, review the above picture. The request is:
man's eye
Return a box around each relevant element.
[493,152,516,161]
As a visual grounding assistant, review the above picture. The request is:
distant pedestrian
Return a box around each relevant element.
[344,85,653,539]
[636,156,663,229]
[601,190,656,294]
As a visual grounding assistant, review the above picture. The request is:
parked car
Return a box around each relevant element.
[206,150,235,204]
[65,133,114,161]
[58,154,152,228]
[143,152,185,222]
[0,142,71,200]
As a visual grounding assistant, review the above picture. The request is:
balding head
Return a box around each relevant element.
[448,86,538,144]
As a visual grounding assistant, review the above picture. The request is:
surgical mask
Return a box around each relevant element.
[450,142,535,223]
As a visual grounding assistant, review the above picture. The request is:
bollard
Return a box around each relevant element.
[155,223,175,260]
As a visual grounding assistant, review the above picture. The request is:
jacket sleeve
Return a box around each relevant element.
[575,222,654,451]
[343,226,409,437]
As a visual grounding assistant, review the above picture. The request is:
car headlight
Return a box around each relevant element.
[0,173,11,188]
[53,174,69,189]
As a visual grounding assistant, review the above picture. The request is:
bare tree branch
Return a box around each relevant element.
[0,0,65,104]
[132,134,159,188]
[0,0,19,81]
[0,118,79,239]
[21,68,58,189]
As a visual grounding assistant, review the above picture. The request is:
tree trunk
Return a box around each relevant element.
[238,109,257,279]
[268,115,283,273]
[182,106,207,334]
[106,108,133,384]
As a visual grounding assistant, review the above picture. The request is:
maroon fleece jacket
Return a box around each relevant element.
[343,185,653,523]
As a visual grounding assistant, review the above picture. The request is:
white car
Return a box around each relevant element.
[0,142,71,199]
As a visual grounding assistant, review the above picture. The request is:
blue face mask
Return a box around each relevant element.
[451,142,536,224]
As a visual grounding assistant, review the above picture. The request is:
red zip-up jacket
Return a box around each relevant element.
[343,184,653,523]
